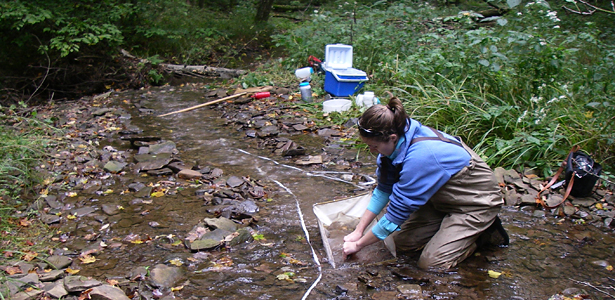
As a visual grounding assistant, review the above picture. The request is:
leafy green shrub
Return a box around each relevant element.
[273,0,614,174]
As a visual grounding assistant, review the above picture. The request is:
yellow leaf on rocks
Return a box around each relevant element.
[151,191,165,197]
[596,203,604,210]
[171,285,184,292]
[103,189,113,195]
[67,192,78,197]
[607,265,613,271]
[79,255,97,264]
[488,270,502,278]
[131,240,144,244]
[66,268,80,275]
[169,259,183,266]
[21,251,38,261]
[67,215,76,220]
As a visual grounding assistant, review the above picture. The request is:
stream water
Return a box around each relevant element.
[62,85,615,300]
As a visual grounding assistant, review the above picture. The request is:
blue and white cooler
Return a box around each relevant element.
[322,44,368,97]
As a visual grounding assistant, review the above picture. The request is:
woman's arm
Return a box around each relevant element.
[343,228,380,257]
[343,209,377,242]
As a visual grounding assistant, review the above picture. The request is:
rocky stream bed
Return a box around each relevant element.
[2,83,615,300]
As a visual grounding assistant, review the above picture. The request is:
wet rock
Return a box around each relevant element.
[40,213,61,224]
[89,284,130,300]
[128,182,145,192]
[226,176,244,188]
[64,275,102,292]
[134,186,153,198]
[293,124,308,131]
[101,204,120,215]
[563,205,576,216]
[520,194,537,206]
[504,189,520,206]
[43,281,68,298]
[39,269,65,281]
[397,284,423,299]
[148,264,184,288]
[149,141,177,155]
[204,217,238,232]
[147,168,174,176]
[190,239,221,250]
[72,206,96,217]
[296,155,323,165]
[166,161,188,172]
[103,161,127,173]
[259,125,279,137]
[134,153,173,170]
[47,255,73,269]
[43,195,63,210]
[178,169,203,179]
[371,291,397,299]
[533,210,546,218]
[229,228,254,246]
[10,289,44,300]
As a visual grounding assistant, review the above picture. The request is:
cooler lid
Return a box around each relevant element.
[327,67,368,82]
[325,44,353,69]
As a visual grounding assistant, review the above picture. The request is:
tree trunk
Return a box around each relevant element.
[255,0,275,23]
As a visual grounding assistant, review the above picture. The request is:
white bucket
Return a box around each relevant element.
[323,99,352,113]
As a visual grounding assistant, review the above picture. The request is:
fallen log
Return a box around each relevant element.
[161,64,247,78]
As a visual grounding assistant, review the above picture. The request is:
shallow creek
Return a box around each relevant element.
[62,85,615,300]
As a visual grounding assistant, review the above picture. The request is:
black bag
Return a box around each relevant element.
[564,150,602,197]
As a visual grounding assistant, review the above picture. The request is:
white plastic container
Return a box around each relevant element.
[323,99,352,113]
[294,67,313,81]
[299,82,312,102]
[356,91,378,108]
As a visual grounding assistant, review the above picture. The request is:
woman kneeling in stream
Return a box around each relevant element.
[343,95,509,271]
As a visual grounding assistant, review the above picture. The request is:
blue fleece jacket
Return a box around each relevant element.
[369,119,471,239]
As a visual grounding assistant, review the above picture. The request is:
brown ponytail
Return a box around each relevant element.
[357,92,408,141]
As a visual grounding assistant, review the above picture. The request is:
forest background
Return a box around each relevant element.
[1,0,614,205]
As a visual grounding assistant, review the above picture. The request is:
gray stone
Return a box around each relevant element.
[103,161,127,173]
[9,289,44,300]
[230,228,254,246]
[177,169,203,179]
[39,269,65,281]
[190,239,221,250]
[226,176,244,188]
[46,255,73,269]
[533,210,546,218]
[563,205,576,216]
[204,217,238,232]
[504,189,520,206]
[148,264,184,288]
[102,204,120,215]
[44,281,68,298]
[397,283,423,299]
[147,168,174,176]
[89,284,130,300]
[72,206,96,217]
[134,186,153,198]
[149,141,177,155]
[40,213,61,224]
[63,276,102,292]
[521,194,537,205]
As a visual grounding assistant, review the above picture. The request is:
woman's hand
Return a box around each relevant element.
[344,230,363,243]
[343,241,362,258]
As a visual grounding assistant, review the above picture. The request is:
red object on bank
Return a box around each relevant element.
[252,92,270,99]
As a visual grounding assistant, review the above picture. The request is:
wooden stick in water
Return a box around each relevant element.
[158,92,248,117]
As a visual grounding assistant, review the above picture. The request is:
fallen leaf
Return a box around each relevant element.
[65,268,80,275]
[607,265,613,271]
[106,279,119,286]
[79,255,97,264]
[21,251,38,261]
[488,270,502,278]
[171,285,184,292]
[66,214,77,220]
[19,218,32,227]
[169,259,183,266]
[151,191,165,197]
[3,266,22,275]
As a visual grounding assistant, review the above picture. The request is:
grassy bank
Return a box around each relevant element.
[266,0,614,178]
